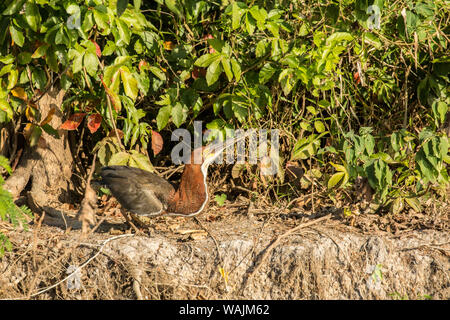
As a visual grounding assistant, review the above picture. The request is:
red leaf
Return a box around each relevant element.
[151,130,163,156]
[91,40,102,57]
[59,113,86,130]
[87,113,102,134]
[138,60,148,71]
[353,72,360,84]
[192,67,206,80]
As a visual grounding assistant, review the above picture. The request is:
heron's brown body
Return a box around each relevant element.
[100,132,250,220]
[101,161,208,217]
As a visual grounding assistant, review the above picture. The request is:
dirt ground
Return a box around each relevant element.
[0,195,448,300]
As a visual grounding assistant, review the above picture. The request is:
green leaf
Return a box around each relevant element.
[259,63,276,84]
[117,0,129,17]
[165,0,183,18]
[330,162,347,173]
[135,72,149,94]
[215,193,227,206]
[314,121,325,133]
[307,106,317,115]
[206,118,226,130]
[391,197,404,214]
[245,13,256,35]
[328,171,345,189]
[2,0,26,15]
[300,121,311,131]
[0,155,12,174]
[291,134,322,160]
[61,74,72,90]
[249,5,266,27]
[206,58,222,86]
[41,124,59,138]
[94,6,110,32]
[84,52,98,77]
[231,59,241,83]
[102,41,116,56]
[363,32,382,49]
[194,53,220,68]
[133,0,142,11]
[0,99,13,120]
[434,101,448,125]
[81,10,94,34]
[32,68,46,90]
[116,18,131,46]
[279,69,295,95]
[7,69,18,89]
[317,100,330,109]
[405,197,422,213]
[129,150,154,172]
[415,150,435,182]
[0,54,14,64]
[10,25,24,47]
[365,137,375,157]
[109,151,130,166]
[72,51,84,74]
[0,64,14,77]
[232,103,248,122]
[299,22,309,36]
[266,21,279,37]
[45,47,58,73]
[24,1,41,32]
[439,136,449,160]
[54,47,68,66]
[148,66,166,81]
[156,105,171,131]
[326,32,353,45]
[207,38,225,53]
[119,66,138,101]
[171,102,186,128]
[54,28,68,46]
[31,44,49,59]
[232,2,243,30]
[255,40,269,58]
[221,58,233,82]
[29,125,42,147]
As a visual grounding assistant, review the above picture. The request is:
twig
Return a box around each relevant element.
[194,217,222,264]
[194,217,230,292]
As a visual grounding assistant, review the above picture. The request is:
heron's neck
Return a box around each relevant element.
[166,164,208,215]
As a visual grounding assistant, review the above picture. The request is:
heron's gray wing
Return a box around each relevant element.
[100,166,175,216]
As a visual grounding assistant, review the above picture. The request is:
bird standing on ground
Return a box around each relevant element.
[100,133,250,226]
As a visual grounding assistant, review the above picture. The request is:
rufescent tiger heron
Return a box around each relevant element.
[100,132,251,227]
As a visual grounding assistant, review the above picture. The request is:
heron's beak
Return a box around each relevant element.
[202,130,253,164]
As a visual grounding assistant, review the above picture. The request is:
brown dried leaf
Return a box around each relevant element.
[87,113,102,134]
[59,113,86,130]
[151,130,163,156]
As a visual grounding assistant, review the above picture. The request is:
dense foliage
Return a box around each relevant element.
[0,0,449,251]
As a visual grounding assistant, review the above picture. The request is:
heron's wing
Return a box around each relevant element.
[100,166,175,216]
